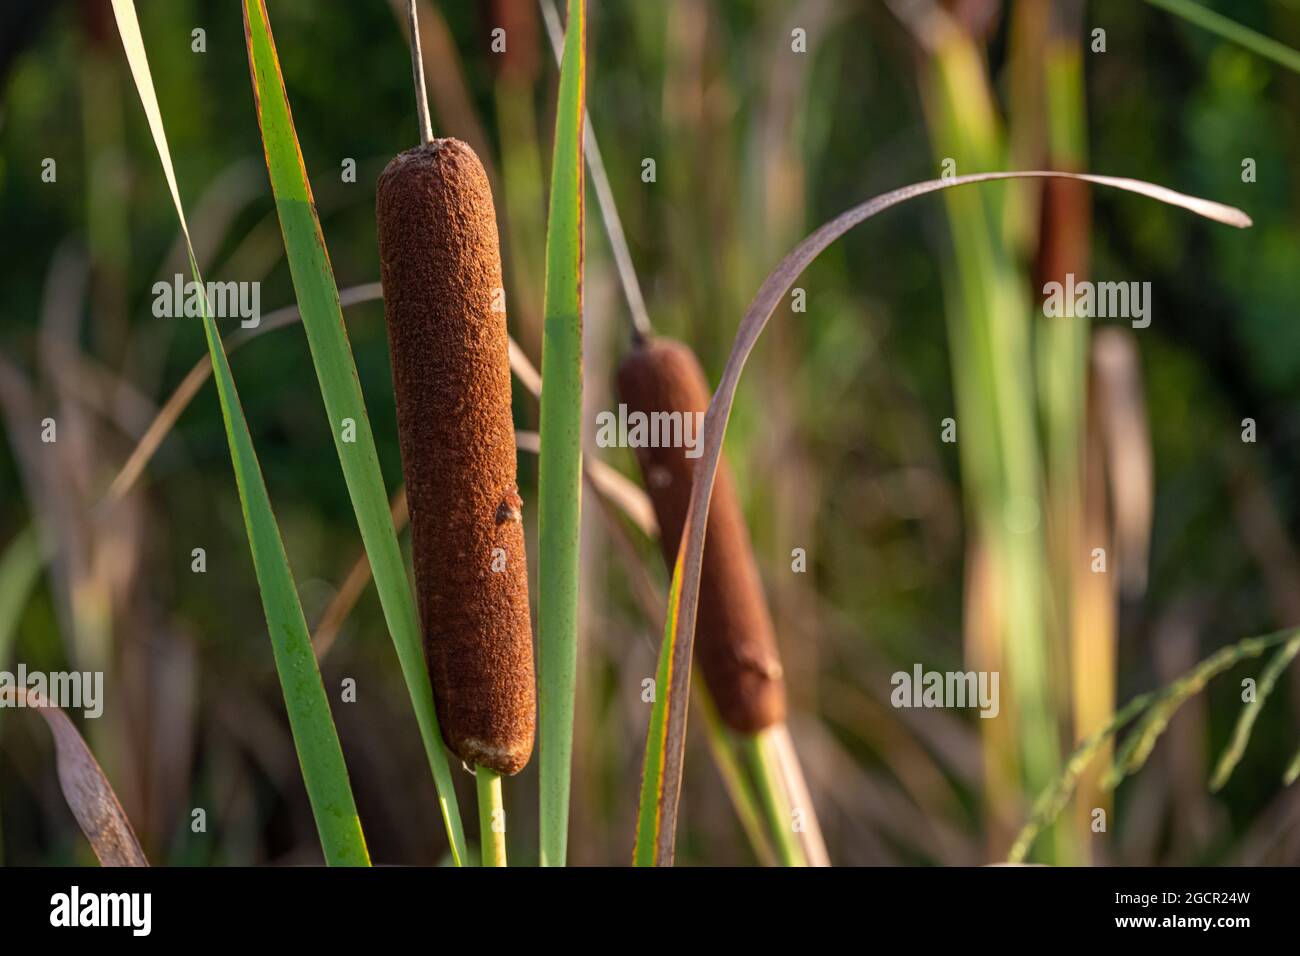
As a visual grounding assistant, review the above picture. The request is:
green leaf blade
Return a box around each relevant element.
[110,0,368,867]
[240,0,467,864]
[633,560,677,866]
[1209,635,1300,792]
[537,0,586,868]
[195,256,370,867]
[1145,0,1300,75]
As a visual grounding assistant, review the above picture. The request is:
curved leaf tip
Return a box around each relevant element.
[641,167,1253,865]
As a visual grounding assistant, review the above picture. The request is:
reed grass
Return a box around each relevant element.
[242,0,467,863]
[1145,0,1300,74]
[694,688,777,866]
[1285,745,1300,786]
[0,528,39,673]
[1028,1,1106,859]
[618,335,826,864]
[536,0,586,868]
[1009,627,1300,863]
[1210,635,1300,791]
[109,0,369,867]
[920,19,1067,862]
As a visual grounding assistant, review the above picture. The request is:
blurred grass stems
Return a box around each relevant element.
[1210,635,1300,791]
[540,0,652,345]
[103,285,383,510]
[477,769,507,867]
[1071,353,1116,856]
[694,688,777,866]
[1144,0,1300,75]
[1015,0,1112,859]
[0,524,41,861]
[0,527,40,673]
[900,0,1070,862]
[1009,627,1300,863]
[536,0,586,867]
[242,0,467,864]
[493,0,548,361]
[634,166,1248,864]
[1078,330,1156,849]
[741,731,806,867]
[767,722,829,866]
[109,0,368,865]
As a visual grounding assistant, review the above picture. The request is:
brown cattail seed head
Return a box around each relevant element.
[376,138,535,775]
[616,338,786,733]
[1033,172,1092,297]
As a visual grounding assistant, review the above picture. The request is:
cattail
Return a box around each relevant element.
[376,138,535,775]
[1033,173,1091,298]
[616,337,786,733]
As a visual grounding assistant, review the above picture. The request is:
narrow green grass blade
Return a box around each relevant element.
[0,524,41,857]
[109,0,368,867]
[1145,0,1300,75]
[1101,631,1290,790]
[241,0,466,865]
[1209,635,1300,791]
[1284,746,1300,786]
[537,0,585,868]
[1009,627,1299,862]
[633,562,678,866]
[0,526,40,669]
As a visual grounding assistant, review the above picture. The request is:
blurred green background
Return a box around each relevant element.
[1,0,1299,865]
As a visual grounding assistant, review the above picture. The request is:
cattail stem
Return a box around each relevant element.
[695,686,778,866]
[741,731,806,867]
[406,0,434,145]
[476,767,507,867]
[766,722,830,866]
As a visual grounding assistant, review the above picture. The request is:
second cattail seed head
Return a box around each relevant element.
[616,337,787,733]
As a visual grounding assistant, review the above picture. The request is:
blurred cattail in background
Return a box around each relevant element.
[616,337,786,734]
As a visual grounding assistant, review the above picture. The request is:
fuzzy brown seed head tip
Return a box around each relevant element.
[615,337,787,733]
[378,136,484,176]
[615,336,705,411]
